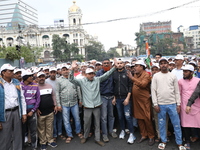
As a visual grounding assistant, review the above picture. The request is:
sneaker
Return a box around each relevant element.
[110,132,118,139]
[127,133,136,144]
[113,129,117,133]
[40,144,47,150]
[48,142,57,148]
[95,140,105,146]
[102,135,109,142]
[119,130,125,139]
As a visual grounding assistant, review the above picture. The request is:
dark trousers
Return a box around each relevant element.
[22,112,37,149]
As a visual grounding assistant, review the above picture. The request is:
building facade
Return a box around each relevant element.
[140,21,171,35]
[0,1,95,63]
[179,25,198,49]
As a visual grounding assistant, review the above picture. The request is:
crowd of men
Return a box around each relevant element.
[0,54,200,150]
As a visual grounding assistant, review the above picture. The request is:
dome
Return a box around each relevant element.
[69,1,80,12]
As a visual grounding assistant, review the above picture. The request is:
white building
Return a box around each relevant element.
[0,1,97,62]
[0,0,38,29]
[178,25,199,49]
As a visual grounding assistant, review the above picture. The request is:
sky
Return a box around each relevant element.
[23,0,200,50]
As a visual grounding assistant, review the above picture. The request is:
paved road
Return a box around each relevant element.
[25,130,200,150]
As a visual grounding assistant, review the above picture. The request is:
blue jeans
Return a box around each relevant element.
[158,104,182,145]
[100,96,115,136]
[62,104,81,137]
[53,111,63,137]
[116,98,134,133]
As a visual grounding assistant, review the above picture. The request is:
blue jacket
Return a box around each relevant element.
[0,78,23,122]
[96,69,114,96]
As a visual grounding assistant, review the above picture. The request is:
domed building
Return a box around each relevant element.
[0,1,96,63]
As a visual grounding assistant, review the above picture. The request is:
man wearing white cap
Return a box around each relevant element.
[21,69,40,150]
[46,67,64,142]
[13,68,22,82]
[69,59,118,146]
[171,55,184,80]
[56,65,82,143]
[151,58,186,150]
[37,72,57,150]
[0,64,27,150]
[178,65,200,150]
[127,60,155,146]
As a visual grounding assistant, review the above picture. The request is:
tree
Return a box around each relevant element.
[106,48,120,58]
[3,46,21,61]
[52,34,65,61]
[52,34,82,61]
[85,41,105,61]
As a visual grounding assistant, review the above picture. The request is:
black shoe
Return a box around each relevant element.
[137,137,147,143]
[148,138,155,146]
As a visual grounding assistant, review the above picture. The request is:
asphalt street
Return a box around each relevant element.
[24,130,200,150]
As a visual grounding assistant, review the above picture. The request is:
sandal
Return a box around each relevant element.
[184,143,190,150]
[65,137,72,144]
[88,132,93,138]
[158,143,166,150]
[59,134,66,140]
[155,138,161,143]
[178,145,186,150]
[77,133,84,139]
[190,137,198,142]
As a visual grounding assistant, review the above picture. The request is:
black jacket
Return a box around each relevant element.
[113,69,132,99]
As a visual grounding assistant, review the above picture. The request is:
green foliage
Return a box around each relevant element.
[135,31,188,56]
[85,41,105,61]
[3,46,21,61]
[0,45,43,63]
[106,48,120,58]
[52,34,81,61]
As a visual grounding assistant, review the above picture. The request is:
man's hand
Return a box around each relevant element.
[57,106,62,112]
[127,70,133,80]
[79,102,82,107]
[112,97,116,105]
[22,115,27,123]
[123,98,129,106]
[37,109,41,116]
[27,111,33,117]
[154,106,160,113]
[113,58,118,68]
[176,105,181,113]
[185,106,191,114]
[54,106,58,114]
[71,60,78,70]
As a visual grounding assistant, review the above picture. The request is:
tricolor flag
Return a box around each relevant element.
[145,41,152,68]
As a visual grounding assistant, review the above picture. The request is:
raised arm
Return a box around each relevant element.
[68,60,81,86]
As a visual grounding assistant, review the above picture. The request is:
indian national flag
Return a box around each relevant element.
[145,41,152,68]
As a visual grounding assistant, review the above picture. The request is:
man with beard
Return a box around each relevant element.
[178,65,200,150]
[112,59,136,144]
[151,58,186,150]
[96,58,117,142]
[127,60,155,146]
